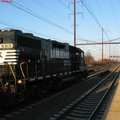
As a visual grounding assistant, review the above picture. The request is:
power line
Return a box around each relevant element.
[33,0,70,22]
[105,38,120,42]
[110,0,120,32]
[82,0,111,40]
[57,0,73,12]
[0,20,62,40]
[77,38,96,43]
[82,0,102,29]
[96,0,109,30]
[8,1,74,35]
[76,42,120,45]
[76,4,100,42]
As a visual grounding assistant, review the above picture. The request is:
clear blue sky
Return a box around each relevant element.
[0,0,120,61]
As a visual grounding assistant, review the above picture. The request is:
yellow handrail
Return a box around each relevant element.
[8,63,17,92]
[20,62,27,89]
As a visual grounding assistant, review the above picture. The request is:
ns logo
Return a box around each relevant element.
[0,52,3,59]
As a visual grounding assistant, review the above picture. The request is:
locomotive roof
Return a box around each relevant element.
[0,29,47,41]
[0,29,83,52]
[1,29,22,33]
[69,45,83,52]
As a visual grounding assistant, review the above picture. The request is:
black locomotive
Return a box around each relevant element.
[0,29,87,106]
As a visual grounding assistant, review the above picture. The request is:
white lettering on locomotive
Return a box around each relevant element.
[0,50,20,65]
[0,43,13,49]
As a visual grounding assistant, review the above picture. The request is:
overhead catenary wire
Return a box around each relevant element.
[32,0,72,24]
[0,0,119,61]
[109,0,120,33]
[0,20,64,40]
[82,1,103,29]
[57,0,111,44]
[58,0,100,44]
[96,0,110,31]
[1,0,97,44]
[57,0,73,12]
[82,0,111,40]
[76,4,100,42]
[8,1,74,36]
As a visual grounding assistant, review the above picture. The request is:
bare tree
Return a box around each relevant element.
[85,51,95,66]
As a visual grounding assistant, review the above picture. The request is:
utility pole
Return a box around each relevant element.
[98,28,110,65]
[102,28,104,65]
[101,29,111,65]
[74,0,76,47]
[76,30,113,64]
[69,0,83,47]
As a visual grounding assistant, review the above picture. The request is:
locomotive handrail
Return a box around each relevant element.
[20,62,27,89]
[8,63,17,92]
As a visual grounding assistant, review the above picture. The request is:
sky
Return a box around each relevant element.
[0,0,120,61]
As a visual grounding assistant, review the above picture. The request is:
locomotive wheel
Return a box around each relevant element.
[52,78,62,89]
[36,85,42,96]
[77,74,83,80]
[25,85,37,100]
[0,91,15,107]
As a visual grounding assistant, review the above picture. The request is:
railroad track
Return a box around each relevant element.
[87,64,114,78]
[0,65,118,120]
[49,65,120,120]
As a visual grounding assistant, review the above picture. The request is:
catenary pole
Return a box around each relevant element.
[74,0,76,47]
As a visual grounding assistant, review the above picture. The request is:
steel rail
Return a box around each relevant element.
[49,65,120,120]
[88,71,119,120]
[86,64,115,79]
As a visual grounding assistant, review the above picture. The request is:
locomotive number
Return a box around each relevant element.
[0,43,13,48]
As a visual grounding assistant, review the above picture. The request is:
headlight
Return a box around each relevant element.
[18,80,22,84]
